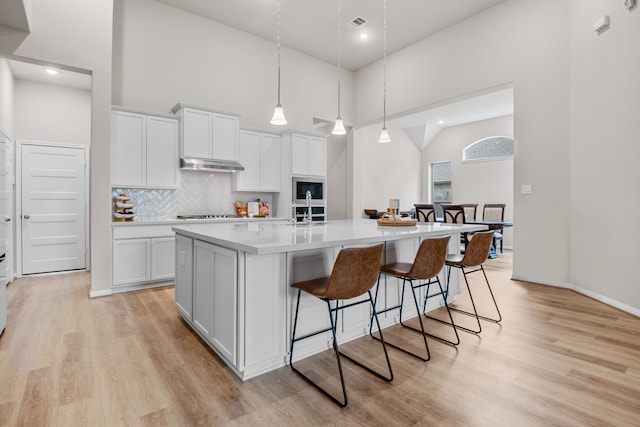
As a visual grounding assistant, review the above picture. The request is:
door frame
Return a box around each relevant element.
[16,140,90,277]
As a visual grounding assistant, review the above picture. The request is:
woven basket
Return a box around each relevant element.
[376,213,417,227]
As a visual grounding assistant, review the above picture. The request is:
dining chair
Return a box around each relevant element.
[461,204,478,222]
[441,205,465,224]
[482,203,506,253]
[289,243,393,407]
[414,204,437,222]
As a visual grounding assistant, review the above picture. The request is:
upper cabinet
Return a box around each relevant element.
[111,107,179,188]
[233,130,280,192]
[172,103,240,162]
[291,133,326,177]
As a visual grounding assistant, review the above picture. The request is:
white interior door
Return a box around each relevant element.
[21,144,86,275]
[0,138,11,282]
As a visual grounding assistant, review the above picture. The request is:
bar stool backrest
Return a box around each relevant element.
[459,231,494,267]
[414,204,437,222]
[408,235,450,279]
[324,244,384,300]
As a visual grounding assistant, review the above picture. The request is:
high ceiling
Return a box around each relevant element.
[154,0,508,71]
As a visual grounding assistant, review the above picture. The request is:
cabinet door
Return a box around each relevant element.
[291,134,309,175]
[211,245,237,364]
[260,133,280,191]
[146,116,178,188]
[234,130,260,191]
[211,113,239,161]
[308,137,326,177]
[182,108,212,159]
[174,235,193,321]
[111,111,146,187]
[193,240,215,340]
[151,236,175,280]
[193,241,237,364]
[113,238,150,286]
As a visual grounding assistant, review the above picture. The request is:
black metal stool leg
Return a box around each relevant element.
[419,276,461,346]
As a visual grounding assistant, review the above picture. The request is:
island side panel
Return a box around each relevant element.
[241,252,287,379]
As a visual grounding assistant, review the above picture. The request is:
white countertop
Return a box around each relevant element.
[172,219,487,255]
[111,216,285,227]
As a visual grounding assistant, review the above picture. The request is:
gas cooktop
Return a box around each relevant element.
[177,214,241,220]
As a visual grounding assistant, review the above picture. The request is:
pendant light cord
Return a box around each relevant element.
[337,0,342,118]
[382,0,387,128]
[276,0,282,106]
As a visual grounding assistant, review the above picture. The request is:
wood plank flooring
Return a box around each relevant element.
[1,252,639,426]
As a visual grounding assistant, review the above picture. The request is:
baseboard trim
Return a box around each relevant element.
[511,274,640,317]
[89,288,112,298]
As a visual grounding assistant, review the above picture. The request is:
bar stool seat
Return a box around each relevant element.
[444,230,502,334]
[289,243,393,408]
[373,235,458,362]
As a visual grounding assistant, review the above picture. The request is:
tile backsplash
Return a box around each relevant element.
[113,170,273,221]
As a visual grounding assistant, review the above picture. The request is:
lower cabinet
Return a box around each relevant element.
[193,240,237,365]
[112,225,175,289]
[175,234,193,321]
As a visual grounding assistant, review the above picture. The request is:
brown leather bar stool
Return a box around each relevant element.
[444,230,502,334]
[372,235,458,361]
[289,243,393,407]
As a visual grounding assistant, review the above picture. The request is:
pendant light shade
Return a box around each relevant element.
[378,0,390,143]
[271,0,287,126]
[332,117,347,135]
[378,127,391,143]
[331,0,346,136]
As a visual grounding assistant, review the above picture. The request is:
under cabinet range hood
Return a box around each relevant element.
[179,158,244,172]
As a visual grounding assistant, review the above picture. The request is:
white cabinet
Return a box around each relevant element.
[233,130,280,192]
[175,234,193,321]
[291,133,326,177]
[173,104,240,162]
[112,225,175,289]
[111,108,178,188]
[112,238,150,285]
[193,240,237,365]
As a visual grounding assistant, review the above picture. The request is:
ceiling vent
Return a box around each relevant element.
[348,16,368,29]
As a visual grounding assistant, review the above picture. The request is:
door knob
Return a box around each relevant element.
[23,214,30,219]
[4,217,10,222]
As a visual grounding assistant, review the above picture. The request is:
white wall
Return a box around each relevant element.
[354,124,421,215]
[569,2,640,312]
[354,0,571,287]
[0,58,14,137]
[14,80,91,145]
[2,0,113,295]
[112,0,355,132]
[422,115,514,247]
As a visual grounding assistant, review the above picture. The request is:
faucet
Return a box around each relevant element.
[305,190,312,224]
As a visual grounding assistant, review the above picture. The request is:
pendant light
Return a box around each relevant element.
[271,0,287,125]
[378,0,391,143]
[331,0,347,135]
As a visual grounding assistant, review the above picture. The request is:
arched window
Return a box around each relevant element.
[462,136,513,161]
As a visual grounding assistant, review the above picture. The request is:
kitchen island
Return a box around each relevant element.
[172,219,486,379]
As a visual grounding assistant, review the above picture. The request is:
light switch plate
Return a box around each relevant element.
[521,184,532,195]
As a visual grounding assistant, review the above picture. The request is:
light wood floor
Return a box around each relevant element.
[1,251,639,426]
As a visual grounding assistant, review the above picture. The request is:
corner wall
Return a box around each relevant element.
[354,0,571,287]
[569,1,640,313]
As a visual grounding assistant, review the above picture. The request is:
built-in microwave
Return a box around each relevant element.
[292,177,325,205]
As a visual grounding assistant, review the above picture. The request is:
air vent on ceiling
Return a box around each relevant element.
[348,16,368,29]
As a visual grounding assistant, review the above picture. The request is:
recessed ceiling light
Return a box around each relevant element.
[359,32,369,40]
[45,68,60,75]
[438,120,444,125]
